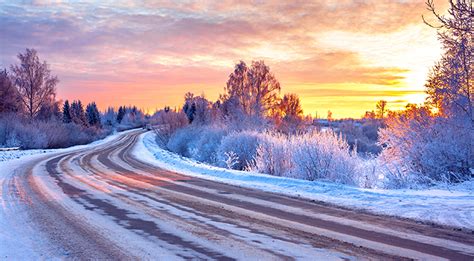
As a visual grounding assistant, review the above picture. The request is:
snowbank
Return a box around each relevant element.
[136,131,474,230]
[0,129,137,163]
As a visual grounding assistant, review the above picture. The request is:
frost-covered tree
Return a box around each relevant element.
[119,106,145,127]
[423,0,472,119]
[102,107,116,126]
[62,100,72,123]
[182,92,211,124]
[424,0,473,175]
[0,69,22,113]
[10,49,58,119]
[86,102,101,127]
[223,60,281,119]
[379,1,474,186]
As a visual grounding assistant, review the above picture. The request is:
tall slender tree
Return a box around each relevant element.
[63,100,72,123]
[117,106,125,123]
[10,49,58,119]
[376,100,388,119]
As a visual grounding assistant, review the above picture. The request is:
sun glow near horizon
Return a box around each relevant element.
[0,1,444,118]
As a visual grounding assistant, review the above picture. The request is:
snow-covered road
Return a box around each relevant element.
[1,129,473,260]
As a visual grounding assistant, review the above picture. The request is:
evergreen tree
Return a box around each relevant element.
[117,106,125,123]
[71,100,87,126]
[62,100,72,123]
[86,102,101,127]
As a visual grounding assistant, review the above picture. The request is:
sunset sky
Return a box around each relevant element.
[0,0,446,118]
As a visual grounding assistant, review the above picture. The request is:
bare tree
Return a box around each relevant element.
[327,110,333,121]
[277,93,305,133]
[225,61,251,115]
[280,93,303,118]
[249,61,281,117]
[376,100,388,119]
[10,49,58,119]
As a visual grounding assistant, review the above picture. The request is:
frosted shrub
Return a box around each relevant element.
[290,131,358,184]
[6,123,48,149]
[250,130,360,185]
[5,132,20,147]
[354,157,383,188]
[188,125,227,163]
[223,151,239,169]
[167,126,200,157]
[150,109,188,146]
[252,133,293,177]
[217,131,263,170]
[379,106,472,187]
[0,114,112,149]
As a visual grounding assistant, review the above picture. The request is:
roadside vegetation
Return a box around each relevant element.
[0,49,146,149]
[153,1,473,189]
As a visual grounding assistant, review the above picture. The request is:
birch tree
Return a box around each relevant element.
[10,49,58,119]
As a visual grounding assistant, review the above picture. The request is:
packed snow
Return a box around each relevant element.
[136,131,474,230]
[0,129,138,258]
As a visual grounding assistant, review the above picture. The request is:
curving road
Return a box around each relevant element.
[2,129,474,260]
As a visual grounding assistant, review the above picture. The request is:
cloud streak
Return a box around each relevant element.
[0,0,441,118]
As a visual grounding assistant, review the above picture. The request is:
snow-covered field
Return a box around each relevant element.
[136,131,474,230]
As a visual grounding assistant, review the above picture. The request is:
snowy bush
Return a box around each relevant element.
[167,124,367,186]
[0,113,112,149]
[379,105,473,188]
[0,115,47,149]
[188,125,228,163]
[251,130,359,185]
[216,130,263,170]
[149,109,188,147]
[290,131,359,184]
[354,157,383,188]
[167,126,201,157]
[251,133,293,177]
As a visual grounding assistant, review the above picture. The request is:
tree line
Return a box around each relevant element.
[0,49,146,149]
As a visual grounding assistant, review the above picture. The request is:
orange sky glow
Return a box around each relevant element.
[0,0,447,118]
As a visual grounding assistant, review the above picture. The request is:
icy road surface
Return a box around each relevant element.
[1,129,473,260]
